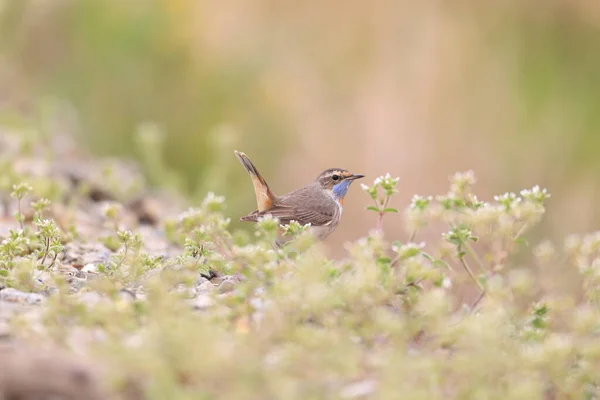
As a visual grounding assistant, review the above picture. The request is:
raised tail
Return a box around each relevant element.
[234,150,275,212]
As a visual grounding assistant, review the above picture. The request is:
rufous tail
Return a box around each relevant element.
[234,150,275,212]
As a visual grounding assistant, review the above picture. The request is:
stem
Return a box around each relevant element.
[395,279,423,295]
[376,213,384,231]
[48,251,59,269]
[408,229,417,242]
[513,222,529,241]
[17,198,24,231]
[464,241,485,272]
[116,242,129,269]
[458,246,485,294]
[471,290,486,312]
[40,237,50,266]
[382,195,390,211]
[376,195,391,232]
[463,240,489,311]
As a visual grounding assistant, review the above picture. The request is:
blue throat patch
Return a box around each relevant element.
[332,180,353,199]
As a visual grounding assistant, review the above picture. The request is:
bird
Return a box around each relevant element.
[234,150,364,242]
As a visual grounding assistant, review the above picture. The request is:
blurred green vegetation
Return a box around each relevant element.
[511,8,600,168]
[0,136,597,399]
[1,0,600,241]
[0,0,290,222]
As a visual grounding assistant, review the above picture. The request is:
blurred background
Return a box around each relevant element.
[0,0,599,256]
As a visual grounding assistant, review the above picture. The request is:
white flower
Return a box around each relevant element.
[520,186,551,203]
[392,242,425,260]
[442,277,452,289]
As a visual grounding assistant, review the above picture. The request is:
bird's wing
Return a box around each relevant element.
[240,205,334,226]
[240,185,338,226]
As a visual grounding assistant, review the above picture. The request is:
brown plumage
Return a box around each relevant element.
[234,150,364,240]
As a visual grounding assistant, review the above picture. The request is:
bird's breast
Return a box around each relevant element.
[329,192,343,216]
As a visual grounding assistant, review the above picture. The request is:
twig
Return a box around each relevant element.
[513,222,529,241]
[376,196,390,232]
[376,214,384,231]
[464,241,485,272]
[408,229,417,243]
[470,290,486,312]
[115,242,129,269]
[48,251,59,269]
[395,279,423,295]
[40,237,50,266]
[459,255,487,312]
[458,248,485,294]
[17,198,24,231]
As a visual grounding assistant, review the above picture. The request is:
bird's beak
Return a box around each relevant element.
[347,174,365,181]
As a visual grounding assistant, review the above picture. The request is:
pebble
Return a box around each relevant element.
[218,280,236,294]
[82,263,98,273]
[196,281,215,293]
[0,288,45,305]
[117,289,137,301]
[175,284,196,299]
[74,292,104,307]
[340,380,377,399]
[191,293,214,310]
[196,276,209,286]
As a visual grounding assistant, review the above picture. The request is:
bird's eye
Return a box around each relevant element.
[332,174,340,181]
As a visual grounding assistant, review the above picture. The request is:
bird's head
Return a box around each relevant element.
[316,168,365,201]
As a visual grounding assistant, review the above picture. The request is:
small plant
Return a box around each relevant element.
[34,218,63,269]
[521,301,550,341]
[11,182,33,231]
[102,202,123,231]
[0,229,28,271]
[362,173,400,232]
[443,224,485,299]
[31,197,51,222]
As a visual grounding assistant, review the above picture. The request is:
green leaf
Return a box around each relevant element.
[377,256,392,264]
[534,304,549,316]
[453,199,466,208]
[383,208,398,213]
[0,269,8,277]
[328,267,341,279]
[532,318,546,329]
[433,259,451,269]
[514,237,529,246]
[366,206,380,212]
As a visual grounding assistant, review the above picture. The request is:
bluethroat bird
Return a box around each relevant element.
[234,150,364,241]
